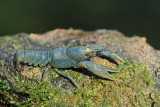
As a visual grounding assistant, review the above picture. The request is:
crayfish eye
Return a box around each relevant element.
[85,52,91,56]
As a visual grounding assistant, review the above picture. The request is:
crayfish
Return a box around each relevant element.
[15,44,124,88]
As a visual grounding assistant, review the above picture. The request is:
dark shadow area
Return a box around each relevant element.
[0,0,159,49]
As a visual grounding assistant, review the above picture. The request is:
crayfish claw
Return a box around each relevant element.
[109,53,124,64]
[79,61,117,80]
[98,51,124,64]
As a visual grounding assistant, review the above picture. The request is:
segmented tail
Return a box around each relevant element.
[15,49,52,69]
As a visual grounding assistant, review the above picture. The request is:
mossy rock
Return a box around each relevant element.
[0,29,160,106]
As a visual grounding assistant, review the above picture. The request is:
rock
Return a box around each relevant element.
[29,29,160,70]
[0,28,160,106]
[28,28,160,83]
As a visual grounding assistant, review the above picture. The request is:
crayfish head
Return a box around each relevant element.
[66,46,97,62]
[85,44,106,55]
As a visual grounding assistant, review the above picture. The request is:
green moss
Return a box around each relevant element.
[0,60,160,106]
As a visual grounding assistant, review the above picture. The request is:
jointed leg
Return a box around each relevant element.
[55,69,81,89]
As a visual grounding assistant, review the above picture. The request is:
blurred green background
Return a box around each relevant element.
[0,0,159,49]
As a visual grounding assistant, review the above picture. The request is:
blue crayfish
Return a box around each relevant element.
[15,44,124,88]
